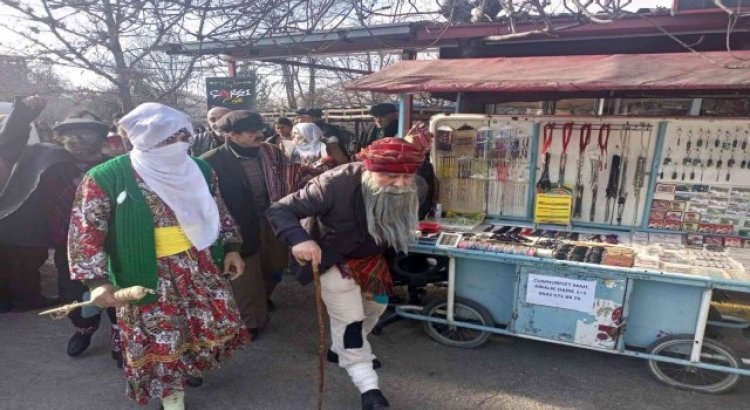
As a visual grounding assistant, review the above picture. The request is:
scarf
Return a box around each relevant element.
[120,103,220,251]
[292,123,326,165]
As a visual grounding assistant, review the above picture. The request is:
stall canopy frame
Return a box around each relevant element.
[345,51,750,102]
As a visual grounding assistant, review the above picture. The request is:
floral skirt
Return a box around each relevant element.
[118,249,249,405]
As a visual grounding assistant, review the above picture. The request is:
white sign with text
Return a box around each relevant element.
[525,274,596,313]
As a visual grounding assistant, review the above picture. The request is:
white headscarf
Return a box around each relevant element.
[292,123,326,165]
[119,103,220,251]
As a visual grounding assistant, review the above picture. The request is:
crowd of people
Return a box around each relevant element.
[0,96,432,410]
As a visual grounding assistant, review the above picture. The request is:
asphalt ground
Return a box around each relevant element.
[1,264,750,410]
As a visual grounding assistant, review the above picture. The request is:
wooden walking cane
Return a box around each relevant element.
[312,264,326,410]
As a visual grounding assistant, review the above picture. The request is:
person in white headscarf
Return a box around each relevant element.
[291,122,348,186]
[67,102,249,410]
[289,122,325,164]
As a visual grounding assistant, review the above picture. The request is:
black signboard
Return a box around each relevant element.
[205,76,256,110]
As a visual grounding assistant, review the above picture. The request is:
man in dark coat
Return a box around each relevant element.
[267,137,426,410]
[201,111,299,337]
[0,99,120,362]
[357,103,399,153]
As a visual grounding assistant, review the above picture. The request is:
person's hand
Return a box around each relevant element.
[223,251,245,281]
[21,95,47,112]
[291,240,321,267]
[90,284,127,309]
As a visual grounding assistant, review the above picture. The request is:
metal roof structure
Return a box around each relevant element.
[164,22,430,60]
[165,10,748,61]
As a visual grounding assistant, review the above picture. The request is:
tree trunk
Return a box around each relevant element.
[281,64,296,109]
[308,57,316,107]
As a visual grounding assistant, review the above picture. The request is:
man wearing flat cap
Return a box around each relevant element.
[357,103,399,154]
[202,110,299,337]
[0,102,123,361]
[267,137,428,409]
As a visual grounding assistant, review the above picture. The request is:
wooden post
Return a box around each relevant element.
[228,60,237,78]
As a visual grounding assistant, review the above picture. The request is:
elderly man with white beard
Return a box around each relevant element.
[267,137,426,410]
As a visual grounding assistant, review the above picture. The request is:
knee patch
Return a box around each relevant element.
[343,320,364,349]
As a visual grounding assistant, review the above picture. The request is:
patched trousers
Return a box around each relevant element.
[320,265,388,393]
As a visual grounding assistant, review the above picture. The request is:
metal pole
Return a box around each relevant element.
[398,92,410,138]
[447,256,456,323]
[690,288,713,362]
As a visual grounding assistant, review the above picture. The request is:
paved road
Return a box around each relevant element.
[2,269,750,410]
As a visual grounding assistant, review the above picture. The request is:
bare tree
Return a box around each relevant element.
[0,0,288,110]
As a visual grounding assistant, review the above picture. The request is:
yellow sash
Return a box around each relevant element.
[154,226,192,258]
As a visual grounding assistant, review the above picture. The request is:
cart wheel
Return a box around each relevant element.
[422,298,494,349]
[646,334,742,394]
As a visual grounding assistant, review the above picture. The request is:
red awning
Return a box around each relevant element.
[345,51,750,96]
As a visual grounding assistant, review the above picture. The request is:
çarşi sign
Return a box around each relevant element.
[205,76,257,110]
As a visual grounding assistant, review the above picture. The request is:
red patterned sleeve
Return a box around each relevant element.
[68,175,113,281]
[211,170,242,248]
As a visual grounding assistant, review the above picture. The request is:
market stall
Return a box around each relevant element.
[347,51,750,393]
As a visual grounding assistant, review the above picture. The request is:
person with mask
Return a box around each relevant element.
[67,102,248,409]
[201,110,299,337]
[267,137,427,410]
[189,106,230,156]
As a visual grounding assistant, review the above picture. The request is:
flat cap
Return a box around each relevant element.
[369,103,398,117]
[217,110,266,133]
[53,117,109,137]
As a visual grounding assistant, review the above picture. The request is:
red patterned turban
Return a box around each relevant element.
[357,137,424,174]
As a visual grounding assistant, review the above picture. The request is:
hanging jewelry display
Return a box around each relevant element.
[598,124,611,170]
[557,122,574,187]
[716,150,724,183]
[604,155,622,224]
[573,123,592,218]
[537,123,554,192]
[615,125,631,225]
[589,156,601,222]
[630,126,651,228]
[485,124,531,217]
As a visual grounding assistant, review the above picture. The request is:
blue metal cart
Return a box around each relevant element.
[395,244,750,394]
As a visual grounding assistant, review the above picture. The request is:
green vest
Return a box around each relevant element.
[87,155,224,305]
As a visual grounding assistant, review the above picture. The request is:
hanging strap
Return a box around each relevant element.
[579,123,592,154]
[598,123,611,170]
[561,122,574,154]
[542,123,555,155]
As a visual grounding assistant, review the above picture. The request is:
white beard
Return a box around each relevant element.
[362,171,419,254]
